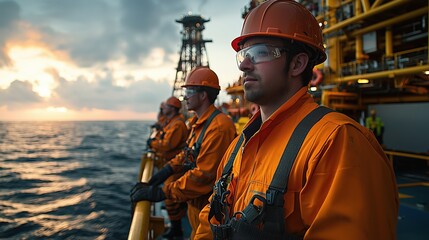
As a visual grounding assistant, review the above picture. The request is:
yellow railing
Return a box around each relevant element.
[384,150,429,162]
[128,152,164,240]
[389,150,429,192]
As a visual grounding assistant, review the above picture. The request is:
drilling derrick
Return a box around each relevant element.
[173,14,212,99]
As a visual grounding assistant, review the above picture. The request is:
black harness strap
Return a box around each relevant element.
[266,106,333,205]
[222,134,245,177]
[209,134,245,223]
[194,109,221,156]
[184,109,221,170]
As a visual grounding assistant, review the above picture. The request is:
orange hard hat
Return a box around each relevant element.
[181,67,220,90]
[165,96,181,109]
[231,0,326,64]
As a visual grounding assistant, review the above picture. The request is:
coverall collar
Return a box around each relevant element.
[193,104,217,127]
[243,87,311,141]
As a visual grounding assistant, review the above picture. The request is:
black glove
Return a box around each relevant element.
[146,138,154,148]
[148,165,174,186]
[130,182,166,202]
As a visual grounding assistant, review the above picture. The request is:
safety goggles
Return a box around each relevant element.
[184,88,201,98]
[236,44,287,67]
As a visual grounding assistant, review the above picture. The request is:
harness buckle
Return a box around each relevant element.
[266,189,276,205]
[266,188,284,206]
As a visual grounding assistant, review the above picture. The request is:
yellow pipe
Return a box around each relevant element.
[385,27,393,58]
[338,7,428,41]
[361,0,370,12]
[128,152,155,240]
[323,0,411,34]
[355,35,364,62]
[336,64,429,82]
[371,0,384,9]
[355,0,362,15]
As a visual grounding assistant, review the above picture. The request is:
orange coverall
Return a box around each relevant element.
[163,105,236,239]
[196,88,398,239]
[150,114,189,221]
[151,114,188,167]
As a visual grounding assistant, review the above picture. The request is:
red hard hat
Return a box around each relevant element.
[165,96,181,109]
[181,67,220,90]
[231,0,326,64]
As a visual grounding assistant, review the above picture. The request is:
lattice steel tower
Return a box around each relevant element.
[172,14,212,99]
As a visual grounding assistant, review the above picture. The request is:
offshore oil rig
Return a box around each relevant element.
[172,14,212,100]
[226,0,429,122]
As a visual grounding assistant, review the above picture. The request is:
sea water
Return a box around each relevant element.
[0,121,153,239]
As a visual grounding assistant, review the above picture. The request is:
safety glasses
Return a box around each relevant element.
[184,88,200,98]
[236,44,287,67]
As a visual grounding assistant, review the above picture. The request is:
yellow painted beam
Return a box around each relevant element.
[323,0,412,34]
[336,64,429,82]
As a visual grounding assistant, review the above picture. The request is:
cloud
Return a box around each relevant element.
[0,0,247,120]
[0,80,42,108]
[51,73,171,112]
[0,0,21,67]
[4,0,187,68]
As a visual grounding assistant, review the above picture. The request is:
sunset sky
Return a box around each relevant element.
[0,0,248,121]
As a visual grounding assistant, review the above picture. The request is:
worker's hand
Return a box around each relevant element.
[146,138,154,148]
[130,182,166,202]
[148,165,174,186]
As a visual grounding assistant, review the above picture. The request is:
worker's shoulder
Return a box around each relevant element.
[212,111,235,128]
[318,110,369,134]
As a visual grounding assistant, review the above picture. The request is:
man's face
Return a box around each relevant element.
[162,104,174,115]
[238,37,289,106]
[183,87,201,111]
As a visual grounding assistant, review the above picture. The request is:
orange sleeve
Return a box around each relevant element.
[301,124,398,239]
[195,204,214,240]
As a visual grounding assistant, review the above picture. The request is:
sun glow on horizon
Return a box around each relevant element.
[0,38,176,122]
[0,106,157,121]
[46,107,68,113]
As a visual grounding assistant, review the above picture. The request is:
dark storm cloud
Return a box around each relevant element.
[119,0,186,63]
[0,0,188,67]
[0,80,42,107]
[23,0,125,67]
[0,0,20,67]
[52,74,171,112]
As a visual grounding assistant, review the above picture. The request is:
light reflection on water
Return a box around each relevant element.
[0,121,153,239]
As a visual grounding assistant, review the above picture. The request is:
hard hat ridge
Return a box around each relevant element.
[166,96,182,109]
[181,66,220,90]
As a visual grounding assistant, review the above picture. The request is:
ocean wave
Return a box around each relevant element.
[0,121,149,238]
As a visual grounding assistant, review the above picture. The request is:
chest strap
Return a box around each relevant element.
[267,106,333,205]
[184,109,221,170]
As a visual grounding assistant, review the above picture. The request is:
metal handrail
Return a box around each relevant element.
[128,152,155,240]
[384,150,429,162]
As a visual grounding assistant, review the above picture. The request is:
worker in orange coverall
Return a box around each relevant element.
[195,1,398,239]
[148,96,188,168]
[146,96,189,239]
[131,67,237,239]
